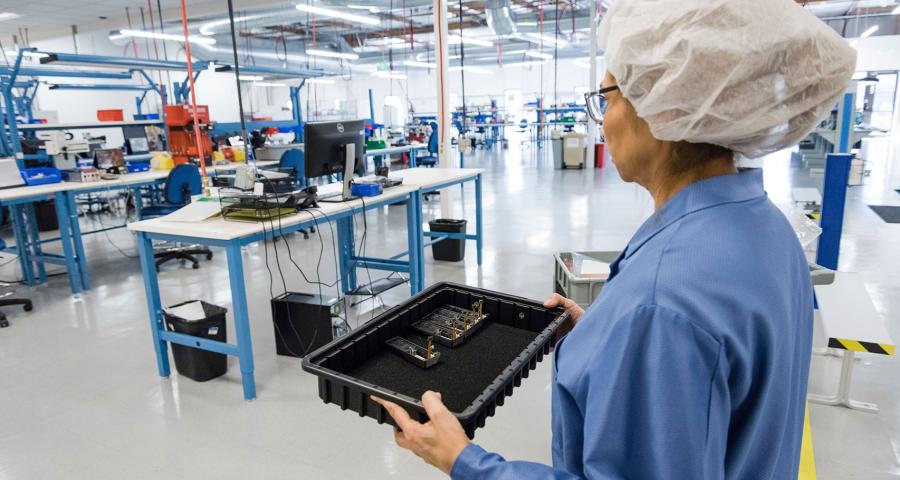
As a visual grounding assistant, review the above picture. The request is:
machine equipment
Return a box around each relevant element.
[164,104,213,165]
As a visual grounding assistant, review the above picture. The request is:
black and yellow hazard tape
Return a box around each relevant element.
[827,337,895,356]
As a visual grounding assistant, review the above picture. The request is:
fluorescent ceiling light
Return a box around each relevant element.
[113,29,216,45]
[573,60,591,68]
[516,21,537,26]
[525,50,552,60]
[0,12,20,22]
[4,50,48,59]
[504,60,548,68]
[306,48,359,60]
[295,4,379,26]
[448,35,494,48]
[522,32,568,47]
[254,82,286,87]
[237,75,265,81]
[861,25,879,38]
[199,13,277,36]
[404,60,436,69]
[449,66,492,74]
[307,78,335,84]
[893,4,900,14]
[373,71,407,79]
[348,5,381,13]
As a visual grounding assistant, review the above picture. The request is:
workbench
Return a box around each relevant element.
[366,143,427,170]
[126,167,484,400]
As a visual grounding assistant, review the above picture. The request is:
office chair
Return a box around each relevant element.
[417,122,439,168]
[0,239,33,328]
[138,164,213,271]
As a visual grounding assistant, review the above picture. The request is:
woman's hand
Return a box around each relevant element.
[544,293,584,341]
[372,391,470,475]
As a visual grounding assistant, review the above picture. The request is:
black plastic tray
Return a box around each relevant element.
[301,282,568,438]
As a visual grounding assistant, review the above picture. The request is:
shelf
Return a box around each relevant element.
[16,120,163,131]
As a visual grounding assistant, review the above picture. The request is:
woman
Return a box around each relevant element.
[373,0,855,478]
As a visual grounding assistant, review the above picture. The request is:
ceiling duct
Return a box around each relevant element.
[485,0,517,36]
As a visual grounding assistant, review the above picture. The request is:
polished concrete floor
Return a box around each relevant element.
[0,140,898,479]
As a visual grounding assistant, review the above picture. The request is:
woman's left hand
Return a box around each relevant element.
[372,391,470,475]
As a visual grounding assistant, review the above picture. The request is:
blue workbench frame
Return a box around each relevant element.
[135,172,483,399]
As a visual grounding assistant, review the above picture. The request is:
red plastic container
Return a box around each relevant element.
[594,143,606,168]
[97,109,124,122]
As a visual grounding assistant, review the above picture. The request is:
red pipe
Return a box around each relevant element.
[178,0,208,179]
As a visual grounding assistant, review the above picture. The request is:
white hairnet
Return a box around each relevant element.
[598,0,857,159]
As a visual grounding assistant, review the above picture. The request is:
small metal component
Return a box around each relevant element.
[386,336,441,369]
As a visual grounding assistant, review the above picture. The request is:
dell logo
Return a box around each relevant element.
[336,123,345,133]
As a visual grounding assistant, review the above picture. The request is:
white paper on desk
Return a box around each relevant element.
[165,301,206,321]
[578,260,611,277]
[163,202,222,222]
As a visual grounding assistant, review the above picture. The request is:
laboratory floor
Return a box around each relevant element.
[1,141,899,479]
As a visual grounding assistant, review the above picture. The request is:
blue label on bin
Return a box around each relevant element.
[208,326,219,335]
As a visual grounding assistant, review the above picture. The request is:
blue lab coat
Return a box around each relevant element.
[451,170,814,479]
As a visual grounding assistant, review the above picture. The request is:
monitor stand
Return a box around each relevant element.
[319,143,361,203]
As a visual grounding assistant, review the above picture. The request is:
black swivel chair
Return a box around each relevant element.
[138,164,213,271]
[0,239,33,328]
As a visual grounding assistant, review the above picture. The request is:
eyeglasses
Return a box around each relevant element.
[584,85,619,123]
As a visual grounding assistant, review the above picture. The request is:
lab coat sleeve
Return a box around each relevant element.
[451,444,581,480]
[450,304,728,480]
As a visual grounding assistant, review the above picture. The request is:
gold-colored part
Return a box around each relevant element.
[426,336,434,359]
[408,346,416,356]
[201,175,211,197]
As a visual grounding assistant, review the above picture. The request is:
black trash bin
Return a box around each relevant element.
[429,219,467,262]
[164,300,228,382]
[34,200,59,232]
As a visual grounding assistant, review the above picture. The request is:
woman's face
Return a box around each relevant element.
[600,72,665,184]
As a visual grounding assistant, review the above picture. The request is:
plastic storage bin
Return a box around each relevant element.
[96,109,124,122]
[554,251,621,307]
[301,282,569,438]
[126,162,151,173]
[429,219,467,262]
[21,167,62,186]
[164,300,228,382]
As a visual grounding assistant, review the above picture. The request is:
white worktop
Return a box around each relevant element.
[388,167,483,188]
[126,184,419,241]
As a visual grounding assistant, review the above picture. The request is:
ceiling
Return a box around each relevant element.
[1,0,898,77]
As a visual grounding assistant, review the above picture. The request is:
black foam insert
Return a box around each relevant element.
[347,321,538,413]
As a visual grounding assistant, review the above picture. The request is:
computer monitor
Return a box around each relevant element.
[94,148,125,171]
[304,120,365,180]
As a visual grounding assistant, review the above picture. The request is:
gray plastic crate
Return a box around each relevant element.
[553,251,621,307]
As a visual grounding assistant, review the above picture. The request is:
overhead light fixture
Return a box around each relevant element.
[861,25,879,38]
[0,12,20,22]
[4,50,48,59]
[348,5,381,13]
[373,71,407,79]
[893,4,900,14]
[307,78,335,84]
[525,50,552,60]
[574,60,591,69]
[254,82,287,87]
[237,75,265,81]
[295,4,379,26]
[403,60,436,69]
[447,35,494,48]
[522,32,568,47]
[504,60,548,68]
[449,66,492,74]
[199,13,277,36]
[516,21,538,26]
[111,29,216,45]
[306,48,359,60]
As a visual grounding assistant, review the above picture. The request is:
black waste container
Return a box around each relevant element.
[35,200,59,232]
[429,219,467,262]
[164,300,228,382]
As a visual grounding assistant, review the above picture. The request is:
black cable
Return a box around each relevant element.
[226,0,251,161]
